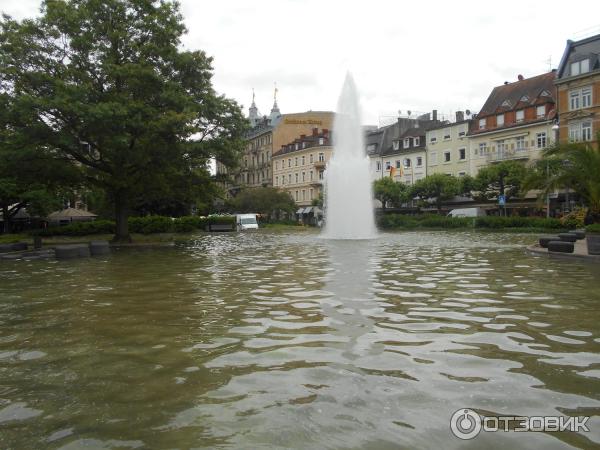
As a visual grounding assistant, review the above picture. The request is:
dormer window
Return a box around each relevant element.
[392,140,400,150]
[318,138,324,145]
[515,110,524,122]
[501,100,512,108]
[520,95,530,103]
[414,137,420,146]
[571,59,590,76]
[403,138,410,149]
[536,105,545,118]
[443,134,450,140]
[479,118,486,130]
[540,90,551,97]
[496,114,505,127]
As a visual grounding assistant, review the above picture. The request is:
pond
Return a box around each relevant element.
[1,230,600,449]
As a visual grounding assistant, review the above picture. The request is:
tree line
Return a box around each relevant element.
[0,0,247,240]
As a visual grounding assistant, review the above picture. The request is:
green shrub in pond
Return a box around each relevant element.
[207,215,235,226]
[377,214,565,231]
[36,220,116,236]
[128,216,174,234]
[173,216,207,232]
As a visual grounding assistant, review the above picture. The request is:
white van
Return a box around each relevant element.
[236,214,259,231]
[447,207,487,218]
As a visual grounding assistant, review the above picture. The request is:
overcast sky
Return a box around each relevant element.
[3,0,600,126]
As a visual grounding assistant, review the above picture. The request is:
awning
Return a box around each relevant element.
[296,208,304,215]
[313,207,323,216]
[303,207,313,214]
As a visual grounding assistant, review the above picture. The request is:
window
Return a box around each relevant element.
[295,173,299,183]
[319,138,324,145]
[404,158,411,168]
[393,140,400,150]
[367,144,376,152]
[571,59,590,76]
[430,134,437,143]
[302,172,305,182]
[520,95,529,102]
[288,159,291,168]
[301,156,305,165]
[478,142,487,155]
[444,151,451,162]
[459,148,466,160]
[501,100,512,108]
[295,191,298,201]
[295,157,298,166]
[376,161,381,171]
[570,86,592,110]
[458,172,466,177]
[416,156,423,166]
[536,105,545,118]
[536,132,547,149]
[318,152,325,162]
[310,154,313,163]
[430,152,437,165]
[458,130,466,137]
[275,176,279,186]
[403,138,410,149]
[496,114,504,126]
[288,174,292,184]
[443,133,451,140]
[318,170,324,180]
[385,161,391,170]
[302,142,306,149]
[295,143,299,150]
[479,118,486,130]
[516,110,524,122]
[497,140,506,152]
[396,160,401,169]
[414,137,420,146]
[302,190,305,200]
[516,136,526,150]
[569,122,593,142]
[310,170,314,180]
[310,188,313,199]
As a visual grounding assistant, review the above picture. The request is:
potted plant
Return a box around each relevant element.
[586,224,600,255]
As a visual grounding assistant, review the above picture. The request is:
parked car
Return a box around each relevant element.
[447,207,487,218]
[236,214,259,231]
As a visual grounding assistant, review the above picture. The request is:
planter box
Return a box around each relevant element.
[587,233,600,255]
[208,223,235,232]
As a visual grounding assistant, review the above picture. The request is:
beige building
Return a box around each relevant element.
[468,72,557,174]
[272,128,332,207]
[216,98,334,198]
[426,114,471,177]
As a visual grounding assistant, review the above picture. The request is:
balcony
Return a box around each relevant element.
[314,160,326,169]
[487,148,535,162]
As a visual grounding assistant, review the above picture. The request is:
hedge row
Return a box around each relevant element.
[36,215,236,236]
[377,214,565,230]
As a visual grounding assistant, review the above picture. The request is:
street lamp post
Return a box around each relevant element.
[549,121,560,219]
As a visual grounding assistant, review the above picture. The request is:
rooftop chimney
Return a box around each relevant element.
[432,110,438,121]
[518,74,524,81]
[455,111,464,122]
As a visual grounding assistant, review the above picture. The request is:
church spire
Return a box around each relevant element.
[269,82,281,125]
[248,88,259,127]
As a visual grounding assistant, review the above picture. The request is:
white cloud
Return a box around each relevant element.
[3,0,600,125]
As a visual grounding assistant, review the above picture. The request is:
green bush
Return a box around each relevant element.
[208,215,235,225]
[377,214,564,231]
[586,224,600,233]
[128,215,174,234]
[173,216,207,232]
[36,220,116,236]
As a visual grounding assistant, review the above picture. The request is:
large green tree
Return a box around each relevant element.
[474,160,527,203]
[0,0,246,241]
[373,177,410,210]
[410,173,460,212]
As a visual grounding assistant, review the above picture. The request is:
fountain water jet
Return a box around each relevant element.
[322,73,377,239]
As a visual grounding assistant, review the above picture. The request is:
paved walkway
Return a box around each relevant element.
[527,238,600,263]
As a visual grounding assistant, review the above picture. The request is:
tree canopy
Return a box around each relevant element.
[0,0,247,241]
[411,173,460,212]
[229,187,296,218]
[373,177,410,210]
[474,160,527,203]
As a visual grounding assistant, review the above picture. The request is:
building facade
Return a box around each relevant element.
[468,72,557,174]
[426,113,471,177]
[215,91,334,197]
[272,128,332,207]
[368,113,441,184]
[555,34,600,145]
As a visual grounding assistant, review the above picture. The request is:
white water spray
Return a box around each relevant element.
[322,73,377,239]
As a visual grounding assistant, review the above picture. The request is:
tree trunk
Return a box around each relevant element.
[2,205,11,234]
[113,193,131,243]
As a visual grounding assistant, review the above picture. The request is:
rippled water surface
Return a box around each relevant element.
[1,230,600,449]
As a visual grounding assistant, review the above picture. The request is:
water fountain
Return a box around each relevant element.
[323,73,377,240]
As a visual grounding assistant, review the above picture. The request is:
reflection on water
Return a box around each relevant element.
[1,230,600,449]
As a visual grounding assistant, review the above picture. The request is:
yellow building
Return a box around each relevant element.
[426,114,471,177]
[216,96,333,198]
[272,128,332,207]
